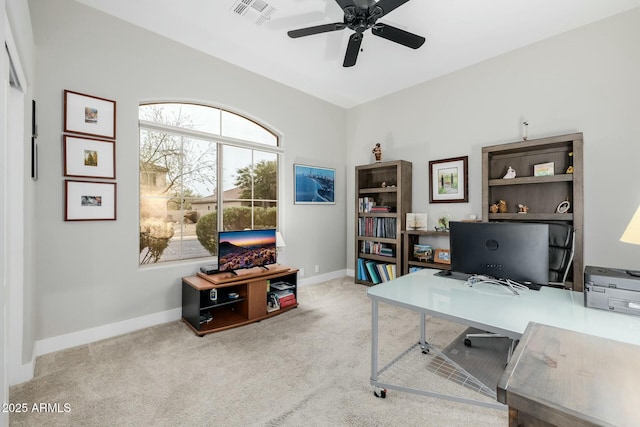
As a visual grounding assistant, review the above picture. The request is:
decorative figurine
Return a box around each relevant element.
[503,166,516,179]
[518,204,529,214]
[490,203,499,214]
[380,181,387,188]
[372,143,382,162]
[435,215,451,231]
[556,199,571,213]
[498,199,508,213]
[566,152,574,174]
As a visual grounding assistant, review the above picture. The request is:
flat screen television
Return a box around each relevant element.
[449,221,549,286]
[218,229,277,273]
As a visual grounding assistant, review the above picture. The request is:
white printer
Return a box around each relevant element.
[584,265,640,316]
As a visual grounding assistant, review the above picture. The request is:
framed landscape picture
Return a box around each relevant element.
[429,156,468,203]
[65,180,117,221]
[63,135,116,179]
[64,90,116,139]
[294,164,335,204]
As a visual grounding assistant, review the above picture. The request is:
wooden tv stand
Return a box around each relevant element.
[181,264,298,336]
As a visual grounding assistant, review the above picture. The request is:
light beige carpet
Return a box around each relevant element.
[10,277,507,426]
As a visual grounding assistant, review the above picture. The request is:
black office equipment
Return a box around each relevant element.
[449,221,550,286]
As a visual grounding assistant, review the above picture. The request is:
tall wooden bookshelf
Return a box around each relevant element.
[482,132,584,291]
[355,160,412,286]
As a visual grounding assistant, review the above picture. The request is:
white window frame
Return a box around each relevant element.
[139,104,283,264]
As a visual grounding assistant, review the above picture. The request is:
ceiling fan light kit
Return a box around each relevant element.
[287,0,425,67]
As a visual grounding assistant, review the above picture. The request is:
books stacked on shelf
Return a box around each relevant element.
[357,258,397,284]
[267,289,297,312]
[361,241,394,257]
[370,205,393,213]
[269,281,295,291]
[358,217,397,238]
[358,197,396,213]
[358,197,375,213]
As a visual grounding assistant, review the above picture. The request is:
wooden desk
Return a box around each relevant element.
[497,322,640,426]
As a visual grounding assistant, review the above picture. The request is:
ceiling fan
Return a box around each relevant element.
[287,0,425,67]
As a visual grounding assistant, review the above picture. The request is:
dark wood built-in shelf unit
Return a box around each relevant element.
[182,265,298,336]
[482,133,584,291]
[355,160,412,286]
[402,230,452,275]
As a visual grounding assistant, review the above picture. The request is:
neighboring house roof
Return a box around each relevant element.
[141,163,169,173]
[191,187,244,206]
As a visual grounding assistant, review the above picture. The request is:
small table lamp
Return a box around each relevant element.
[620,204,640,276]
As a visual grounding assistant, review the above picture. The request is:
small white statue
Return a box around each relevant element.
[503,166,516,179]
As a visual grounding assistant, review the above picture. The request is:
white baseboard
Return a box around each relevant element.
[34,308,182,359]
[298,269,348,286]
[10,359,35,386]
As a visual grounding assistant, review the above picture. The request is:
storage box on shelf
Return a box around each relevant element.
[355,160,412,285]
[182,265,298,336]
[482,132,584,291]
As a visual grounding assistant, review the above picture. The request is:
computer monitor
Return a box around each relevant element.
[449,221,549,285]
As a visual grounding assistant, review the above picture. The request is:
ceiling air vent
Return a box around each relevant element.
[230,0,276,25]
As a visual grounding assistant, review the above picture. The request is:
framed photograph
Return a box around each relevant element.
[294,164,335,204]
[429,156,468,203]
[65,180,117,221]
[64,135,116,179]
[64,90,116,139]
[534,162,554,176]
[434,249,451,265]
[413,244,433,262]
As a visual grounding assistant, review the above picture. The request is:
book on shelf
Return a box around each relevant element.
[270,281,295,291]
[358,197,376,213]
[357,258,396,283]
[370,206,393,212]
[360,241,394,257]
[358,217,397,238]
[376,263,389,282]
[278,293,296,302]
[279,297,297,309]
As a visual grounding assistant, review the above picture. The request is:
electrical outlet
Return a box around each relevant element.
[299,268,305,277]
[315,265,319,273]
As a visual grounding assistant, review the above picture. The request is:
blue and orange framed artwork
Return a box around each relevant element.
[294,164,335,204]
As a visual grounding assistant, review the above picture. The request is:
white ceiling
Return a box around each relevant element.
[75,0,640,108]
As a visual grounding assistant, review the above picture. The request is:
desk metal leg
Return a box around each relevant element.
[370,299,387,398]
[371,299,379,382]
[419,312,429,353]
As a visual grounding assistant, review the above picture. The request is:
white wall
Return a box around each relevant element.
[346,8,640,272]
[29,0,347,343]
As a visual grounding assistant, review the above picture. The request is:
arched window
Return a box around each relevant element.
[139,103,281,264]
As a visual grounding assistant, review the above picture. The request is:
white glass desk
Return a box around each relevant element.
[368,269,640,408]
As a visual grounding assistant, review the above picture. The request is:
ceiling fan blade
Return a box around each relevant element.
[343,33,363,67]
[335,0,356,10]
[287,22,346,38]
[371,23,425,49]
[369,0,411,19]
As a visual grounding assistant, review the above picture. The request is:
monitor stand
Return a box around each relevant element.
[434,270,470,281]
